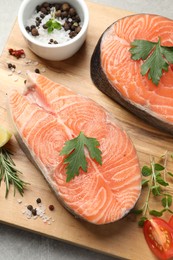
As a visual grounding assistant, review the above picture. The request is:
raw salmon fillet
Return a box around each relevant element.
[9,72,141,225]
[91,14,173,134]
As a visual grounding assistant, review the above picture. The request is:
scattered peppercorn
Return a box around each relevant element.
[62,3,70,11]
[35,68,40,74]
[7,63,16,70]
[32,208,37,216]
[27,205,33,211]
[36,198,41,204]
[49,205,55,211]
[24,80,27,84]
[31,28,39,36]
[7,63,13,69]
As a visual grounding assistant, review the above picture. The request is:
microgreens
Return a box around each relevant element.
[45,7,62,33]
[133,151,173,227]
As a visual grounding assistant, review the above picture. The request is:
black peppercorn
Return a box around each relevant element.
[32,208,37,216]
[36,198,41,204]
[35,68,40,74]
[27,205,33,211]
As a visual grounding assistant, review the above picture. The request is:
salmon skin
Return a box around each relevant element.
[91,14,173,135]
[9,72,141,225]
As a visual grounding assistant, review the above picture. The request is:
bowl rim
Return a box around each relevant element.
[18,0,89,48]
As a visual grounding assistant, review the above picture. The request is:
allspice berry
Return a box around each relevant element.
[31,28,39,36]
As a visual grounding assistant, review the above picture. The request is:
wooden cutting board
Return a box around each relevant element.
[0,1,173,259]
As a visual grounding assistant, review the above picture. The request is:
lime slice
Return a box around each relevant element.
[0,126,12,148]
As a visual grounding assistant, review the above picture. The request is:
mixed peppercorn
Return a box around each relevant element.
[25,2,82,44]
[26,198,55,218]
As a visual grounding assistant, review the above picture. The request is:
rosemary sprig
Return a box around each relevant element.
[0,147,28,198]
[133,151,173,226]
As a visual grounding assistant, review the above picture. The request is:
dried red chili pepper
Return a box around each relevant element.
[8,48,25,59]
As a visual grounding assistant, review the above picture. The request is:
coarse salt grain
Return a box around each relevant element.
[26,209,32,219]
[40,67,46,73]
[17,199,22,204]
[33,61,39,66]
[25,59,32,64]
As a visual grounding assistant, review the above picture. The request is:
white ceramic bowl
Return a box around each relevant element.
[18,0,89,61]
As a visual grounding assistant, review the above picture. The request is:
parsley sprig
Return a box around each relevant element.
[60,132,102,182]
[0,148,28,198]
[130,38,173,85]
[133,152,173,227]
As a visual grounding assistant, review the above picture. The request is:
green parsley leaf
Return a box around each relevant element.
[130,38,173,86]
[60,132,102,182]
[161,46,173,63]
[130,39,155,60]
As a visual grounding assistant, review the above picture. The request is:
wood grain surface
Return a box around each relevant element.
[0,1,172,259]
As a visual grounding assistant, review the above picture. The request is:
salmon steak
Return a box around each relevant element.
[9,72,141,225]
[91,14,173,134]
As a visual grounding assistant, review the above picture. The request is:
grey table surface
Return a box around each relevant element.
[0,1,173,260]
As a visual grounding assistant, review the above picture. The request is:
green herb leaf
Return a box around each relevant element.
[130,38,173,86]
[45,19,62,33]
[151,185,161,196]
[133,152,173,225]
[132,209,143,215]
[130,39,156,60]
[154,163,165,171]
[142,179,149,186]
[142,166,152,176]
[167,171,173,177]
[156,176,169,186]
[161,46,173,63]
[162,195,172,208]
[52,21,61,30]
[46,20,53,27]
[60,132,102,182]
[48,26,54,33]
[149,210,163,217]
[138,216,148,227]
